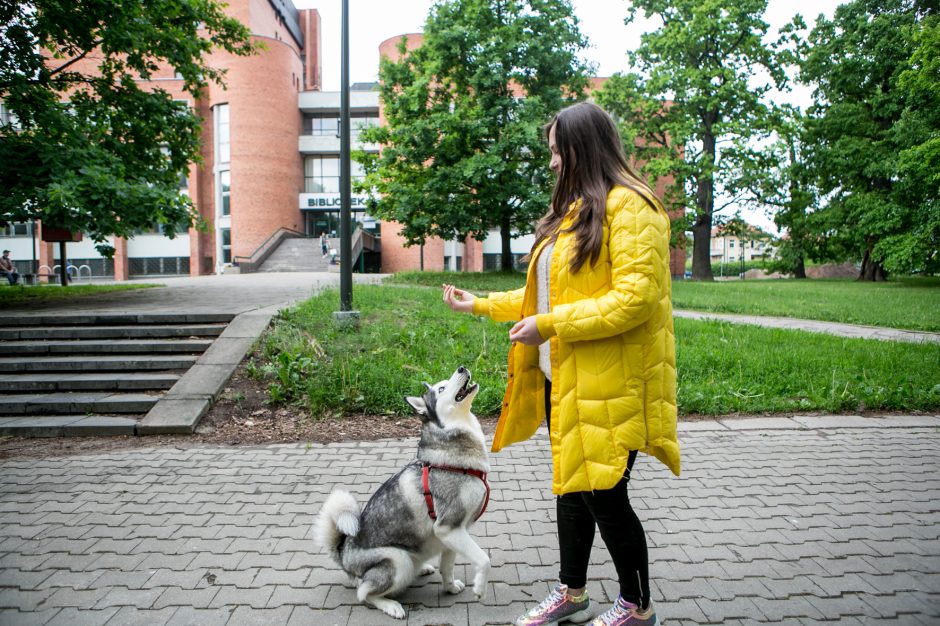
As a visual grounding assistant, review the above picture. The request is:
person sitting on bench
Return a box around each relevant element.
[0,250,20,286]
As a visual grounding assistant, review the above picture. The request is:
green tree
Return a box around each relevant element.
[800,0,937,279]
[0,0,257,256]
[596,0,790,281]
[356,0,590,271]
[743,107,818,278]
[893,12,940,274]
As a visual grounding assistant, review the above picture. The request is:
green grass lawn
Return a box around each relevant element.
[388,271,940,332]
[672,277,940,332]
[0,282,161,306]
[255,284,940,418]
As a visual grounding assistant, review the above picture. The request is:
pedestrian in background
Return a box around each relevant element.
[443,102,679,626]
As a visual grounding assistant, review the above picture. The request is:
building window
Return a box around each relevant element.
[0,102,18,129]
[729,240,735,249]
[351,115,379,137]
[220,170,231,216]
[304,156,364,193]
[215,103,230,164]
[303,114,379,137]
[305,115,340,136]
[221,228,231,263]
[3,222,31,237]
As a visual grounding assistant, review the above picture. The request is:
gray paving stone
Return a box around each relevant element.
[151,586,220,610]
[0,608,63,626]
[225,605,294,625]
[43,607,119,626]
[286,605,351,626]
[101,606,177,626]
[1,422,938,625]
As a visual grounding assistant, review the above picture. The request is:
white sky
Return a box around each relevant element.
[294,0,845,233]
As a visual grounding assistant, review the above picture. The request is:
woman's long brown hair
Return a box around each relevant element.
[532,102,661,273]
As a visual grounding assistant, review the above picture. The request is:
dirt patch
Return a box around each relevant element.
[0,361,499,460]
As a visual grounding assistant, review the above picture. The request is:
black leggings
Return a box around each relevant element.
[545,383,650,609]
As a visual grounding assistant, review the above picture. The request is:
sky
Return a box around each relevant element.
[293,0,846,233]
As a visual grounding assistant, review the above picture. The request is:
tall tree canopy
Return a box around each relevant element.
[356,0,590,271]
[0,0,257,255]
[741,106,819,278]
[800,0,939,279]
[596,0,789,280]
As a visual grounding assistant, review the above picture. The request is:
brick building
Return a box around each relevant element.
[1,0,685,280]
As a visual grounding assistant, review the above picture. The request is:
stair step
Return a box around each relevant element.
[0,373,180,392]
[0,393,157,415]
[0,339,214,356]
[0,324,227,340]
[0,415,138,437]
[0,355,198,373]
[3,313,235,327]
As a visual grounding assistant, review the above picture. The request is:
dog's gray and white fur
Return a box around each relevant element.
[312,366,491,619]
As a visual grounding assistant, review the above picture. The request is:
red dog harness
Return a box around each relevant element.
[421,462,490,522]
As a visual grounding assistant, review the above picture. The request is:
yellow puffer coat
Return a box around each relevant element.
[473,185,680,494]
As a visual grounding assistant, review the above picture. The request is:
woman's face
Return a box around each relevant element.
[548,123,562,176]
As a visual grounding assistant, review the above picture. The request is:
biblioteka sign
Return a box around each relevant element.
[300,193,371,210]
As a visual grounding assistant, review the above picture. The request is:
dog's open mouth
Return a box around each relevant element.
[455,376,478,402]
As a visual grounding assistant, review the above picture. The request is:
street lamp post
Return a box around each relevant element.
[333,0,359,328]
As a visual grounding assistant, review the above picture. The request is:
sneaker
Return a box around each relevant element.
[590,597,657,626]
[514,583,594,625]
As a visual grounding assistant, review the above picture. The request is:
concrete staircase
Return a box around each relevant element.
[257,238,333,272]
[0,313,234,437]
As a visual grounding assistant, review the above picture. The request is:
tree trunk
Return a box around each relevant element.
[691,214,713,280]
[500,217,513,272]
[691,121,717,281]
[793,256,806,279]
[858,243,887,281]
[787,141,807,280]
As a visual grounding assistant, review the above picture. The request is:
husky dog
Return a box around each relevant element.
[313,366,491,619]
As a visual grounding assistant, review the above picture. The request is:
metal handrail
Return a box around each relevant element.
[233,227,307,273]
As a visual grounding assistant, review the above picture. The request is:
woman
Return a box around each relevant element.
[442,102,679,626]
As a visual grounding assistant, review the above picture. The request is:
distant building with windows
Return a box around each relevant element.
[1,0,685,280]
[710,223,774,264]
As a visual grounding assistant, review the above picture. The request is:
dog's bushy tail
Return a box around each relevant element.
[313,490,360,564]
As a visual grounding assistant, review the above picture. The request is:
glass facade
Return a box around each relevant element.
[304,156,365,193]
[220,228,231,263]
[302,114,379,137]
[220,170,231,216]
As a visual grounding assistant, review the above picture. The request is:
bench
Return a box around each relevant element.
[22,272,65,286]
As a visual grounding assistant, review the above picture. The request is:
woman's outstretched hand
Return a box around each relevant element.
[442,284,475,313]
[509,315,545,345]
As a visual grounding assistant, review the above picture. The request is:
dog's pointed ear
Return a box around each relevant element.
[405,395,427,416]
[422,382,433,392]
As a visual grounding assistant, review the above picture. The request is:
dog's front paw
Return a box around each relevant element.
[444,579,465,594]
[419,563,437,576]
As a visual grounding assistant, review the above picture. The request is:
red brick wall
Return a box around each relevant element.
[380,222,449,273]
[213,43,304,258]
[301,9,322,91]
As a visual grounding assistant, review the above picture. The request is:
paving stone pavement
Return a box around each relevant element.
[1,417,938,625]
